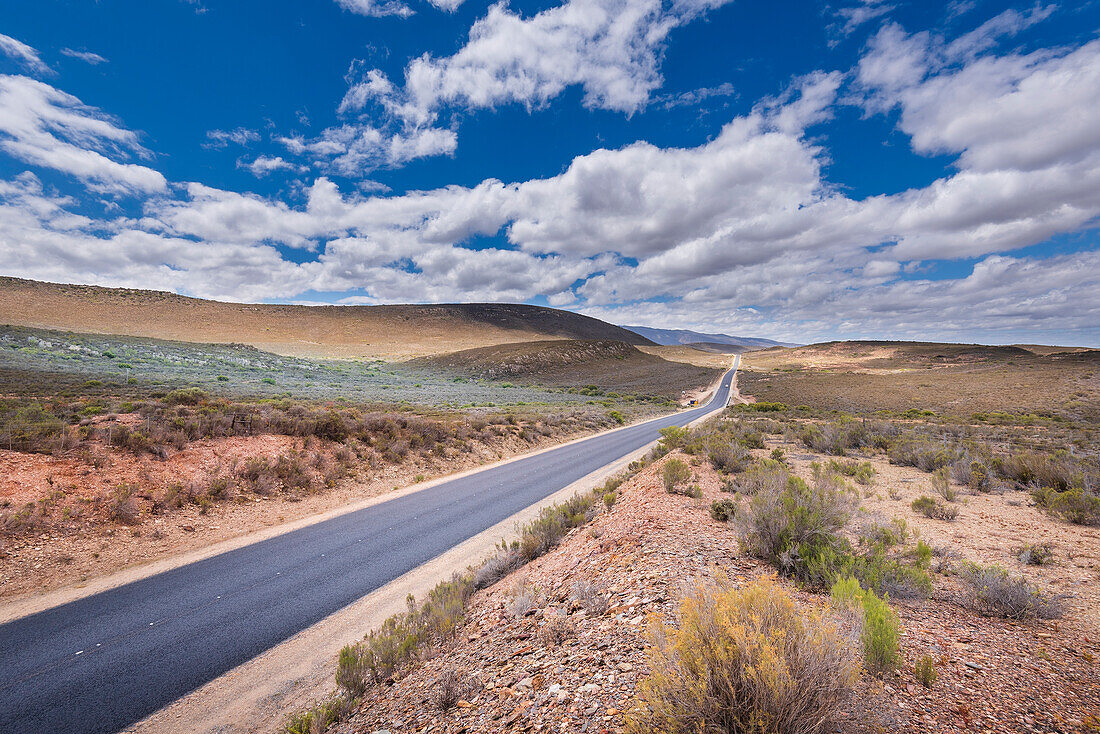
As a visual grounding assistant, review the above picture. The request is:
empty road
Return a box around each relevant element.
[0,359,737,734]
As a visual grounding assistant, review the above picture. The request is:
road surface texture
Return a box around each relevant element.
[0,363,737,734]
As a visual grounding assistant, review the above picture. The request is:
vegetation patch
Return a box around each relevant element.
[628,577,858,734]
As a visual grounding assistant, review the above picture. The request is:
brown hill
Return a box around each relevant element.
[740,339,1100,420]
[0,277,652,359]
[412,339,722,397]
[744,340,1042,371]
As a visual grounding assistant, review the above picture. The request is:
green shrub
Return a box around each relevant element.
[1017,543,1054,566]
[932,468,957,502]
[338,572,473,691]
[1031,487,1100,526]
[737,466,856,576]
[805,545,931,599]
[731,460,788,495]
[888,438,963,473]
[826,459,876,485]
[831,577,900,674]
[609,410,625,425]
[628,578,858,734]
[603,491,617,509]
[914,654,937,688]
[911,495,958,521]
[798,419,869,456]
[281,693,357,734]
[661,458,692,493]
[164,387,207,405]
[706,440,752,473]
[860,517,909,548]
[709,498,737,522]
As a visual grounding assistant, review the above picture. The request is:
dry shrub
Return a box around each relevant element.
[432,667,472,711]
[911,495,958,521]
[1017,543,1054,566]
[537,612,576,646]
[737,465,856,571]
[108,484,141,525]
[661,458,692,493]
[628,577,858,734]
[280,692,357,734]
[570,580,608,615]
[958,563,1064,620]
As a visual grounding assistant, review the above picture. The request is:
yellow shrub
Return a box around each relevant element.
[628,577,859,734]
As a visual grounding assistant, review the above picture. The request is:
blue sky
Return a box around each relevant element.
[0,0,1098,345]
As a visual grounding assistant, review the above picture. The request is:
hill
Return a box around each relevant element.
[0,277,652,360]
[739,339,1100,421]
[621,325,793,350]
[412,339,722,397]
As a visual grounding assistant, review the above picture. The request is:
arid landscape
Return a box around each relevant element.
[3,4,1100,732]
[3,282,1097,734]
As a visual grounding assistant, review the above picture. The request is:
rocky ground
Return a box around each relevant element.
[331,432,1099,734]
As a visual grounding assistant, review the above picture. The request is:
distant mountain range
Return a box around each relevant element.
[621,325,797,351]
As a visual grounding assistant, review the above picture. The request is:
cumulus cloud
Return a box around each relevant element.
[0,34,53,77]
[281,123,457,174]
[0,75,166,194]
[309,0,735,172]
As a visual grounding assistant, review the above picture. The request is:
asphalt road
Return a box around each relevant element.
[0,360,737,734]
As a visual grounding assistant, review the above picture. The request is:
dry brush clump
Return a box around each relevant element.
[957,563,1065,620]
[911,495,959,521]
[628,577,859,734]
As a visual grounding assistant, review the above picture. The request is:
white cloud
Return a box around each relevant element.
[284,123,457,174]
[318,0,734,170]
[204,127,260,149]
[60,48,108,65]
[832,0,895,39]
[0,75,166,194]
[0,34,52,77]
[335,0,415,18]
[238,155,307,177]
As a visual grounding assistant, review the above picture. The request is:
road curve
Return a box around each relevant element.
[0,359,738,734]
